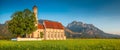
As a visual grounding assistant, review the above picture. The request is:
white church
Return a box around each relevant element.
[15,5,66,41]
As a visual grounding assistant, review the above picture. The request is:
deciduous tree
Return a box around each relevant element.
[8,9,37,38]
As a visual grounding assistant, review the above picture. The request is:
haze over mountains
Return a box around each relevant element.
[0,20,120,39]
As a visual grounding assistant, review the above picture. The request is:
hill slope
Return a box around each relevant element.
[0,23,12,39]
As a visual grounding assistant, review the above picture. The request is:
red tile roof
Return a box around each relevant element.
[44,20,64,29]
[38,23,44,29]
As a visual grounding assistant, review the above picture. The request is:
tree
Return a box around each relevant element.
[8,9,37,38]
[40,32,44,38]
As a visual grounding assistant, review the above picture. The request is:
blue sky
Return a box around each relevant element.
[0,0,120,34]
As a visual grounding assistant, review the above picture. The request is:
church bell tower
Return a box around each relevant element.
[33,5,38,26]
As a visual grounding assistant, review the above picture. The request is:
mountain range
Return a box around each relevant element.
[0,20,120,39]
[65,21,120,38]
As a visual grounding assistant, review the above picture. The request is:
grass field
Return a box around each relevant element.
[0,39,120,50]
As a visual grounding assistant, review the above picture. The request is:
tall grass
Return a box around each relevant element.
[0,39,120,50]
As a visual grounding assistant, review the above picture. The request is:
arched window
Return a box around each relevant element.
[61,34,63,37]
[54,34,56,38]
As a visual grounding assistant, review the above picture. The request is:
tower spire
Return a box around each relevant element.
[33,5,38,26]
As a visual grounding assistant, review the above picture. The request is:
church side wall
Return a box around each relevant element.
[45,28,66,40]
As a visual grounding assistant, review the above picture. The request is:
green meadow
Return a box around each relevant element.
[0,39,120,50]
